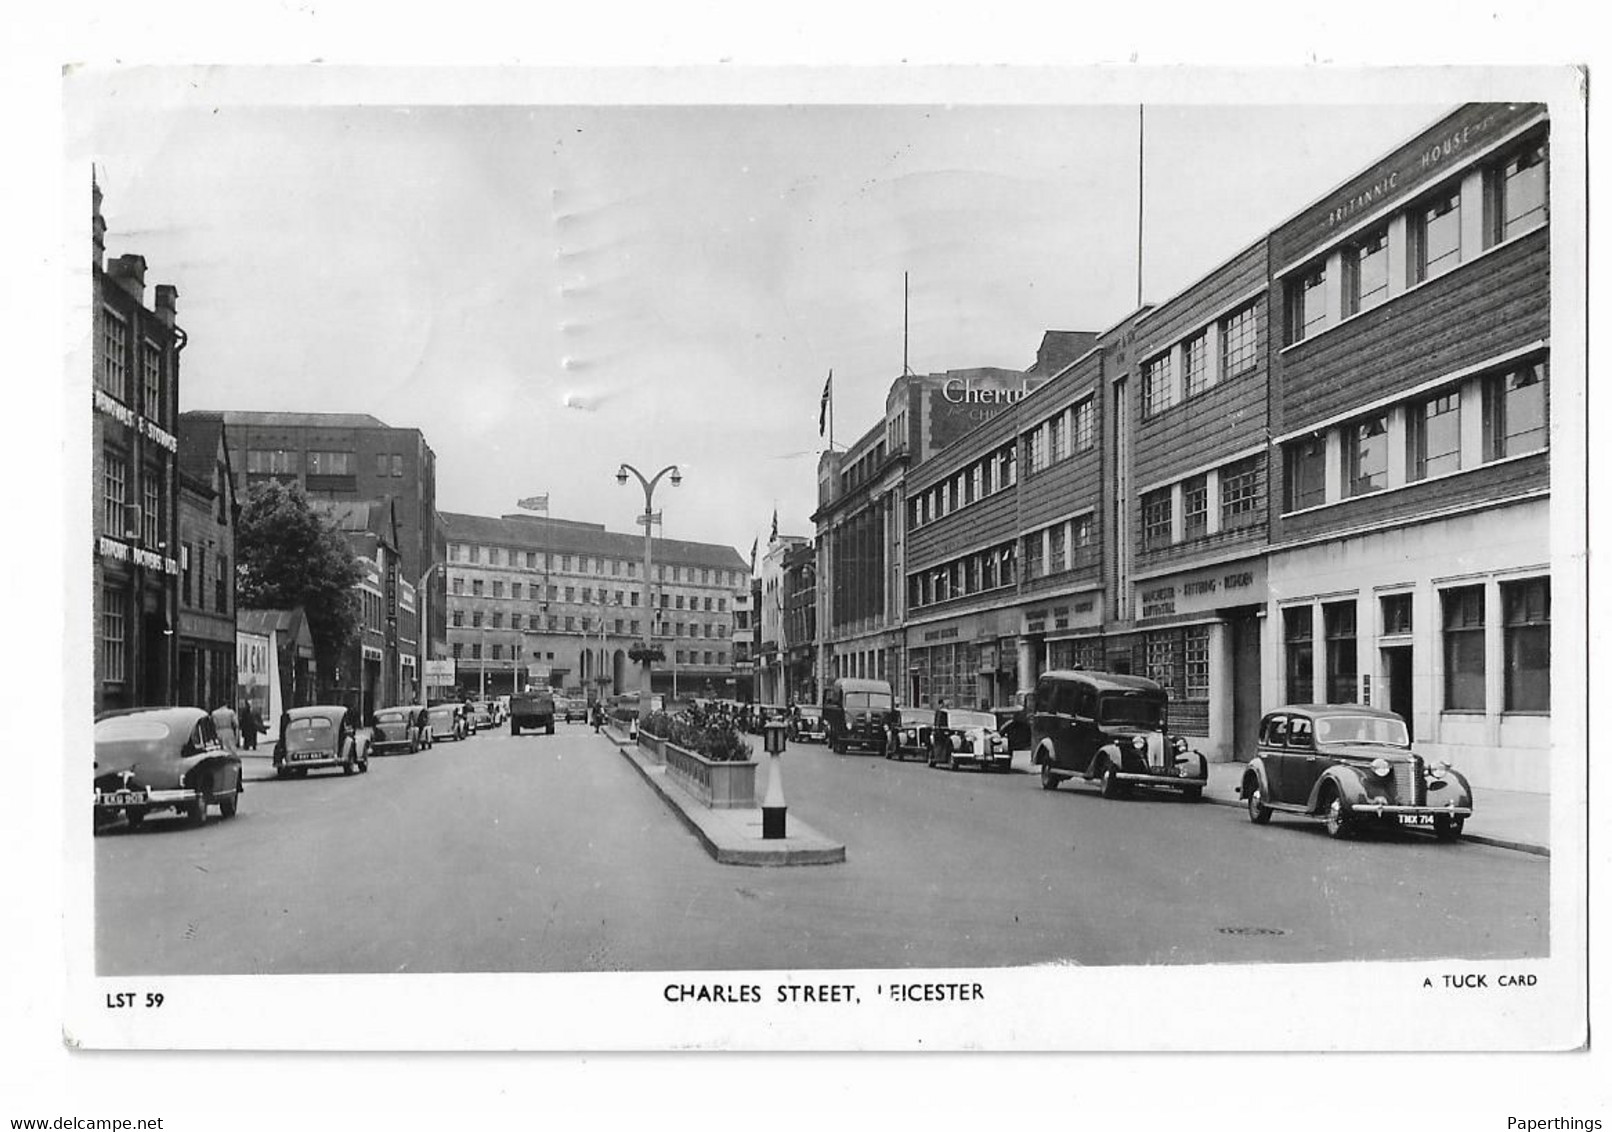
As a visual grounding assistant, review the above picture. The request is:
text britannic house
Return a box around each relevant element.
[175,412,241,711]
[1264,102,1550,791]
[92,180,185,715]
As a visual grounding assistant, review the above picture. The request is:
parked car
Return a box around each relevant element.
[791,706,829,744]
[369,705,427,755]
[273,705,371,778]
[884,707,935,761]
[823,678,895,754]
[928,708,1012,772]
[561,697,589,724]
[93,707,243,831]
[750,705,791,736]
[1239,704,1474,840]
[1030,670,1208,800]
[426,702,468,742]
[466,701,494,733]
[992,690,1034,751]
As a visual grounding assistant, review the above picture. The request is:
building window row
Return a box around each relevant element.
[908,440,1017,531]
[1139,453,1267,551]
[1022,395,1096,475]
[373,453,405,478]
[246,449,299,474]
[907,540,1017,611]
[306,450,353,476]
[1023,513,1097,581]
[1281,358,1547,513]
[1284,131,1548,347]
[840,441,888,495]
[1141,301,1263,421]
[446,542,740,589]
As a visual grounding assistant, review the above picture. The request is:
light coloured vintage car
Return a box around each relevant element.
[273,705,371,778]
[426,702,468,742]
[1240,704,1474,841]
[928,708,1013,772]
[94,707,243,831]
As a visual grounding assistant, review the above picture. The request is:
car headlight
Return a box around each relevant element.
[1428,759,1450,780]
[1171,736,1189,754]
[1370,758,1392,778]
[1132,736,1147,752]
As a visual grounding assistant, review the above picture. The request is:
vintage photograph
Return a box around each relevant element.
[61,66,1586,1051]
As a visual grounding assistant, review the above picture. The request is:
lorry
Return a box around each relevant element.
[509,686,556,736]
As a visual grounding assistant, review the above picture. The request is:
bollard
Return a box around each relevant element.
[762,720,788,839]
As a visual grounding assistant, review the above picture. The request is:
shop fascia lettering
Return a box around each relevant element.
[93,388,177,452]
[97,534,179,576]
[1136,562,1264,621]
[942,379,1030,405]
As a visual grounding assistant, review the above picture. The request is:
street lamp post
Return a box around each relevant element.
[616,462,681,726]
[417,561,444,703]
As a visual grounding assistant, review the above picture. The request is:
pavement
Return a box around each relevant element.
[601,724,846,866]
[1201,760,1550,857]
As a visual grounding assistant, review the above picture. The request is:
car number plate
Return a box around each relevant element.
[1397,814,1436,827]
[98,789,146,806]
[291,751,322,761]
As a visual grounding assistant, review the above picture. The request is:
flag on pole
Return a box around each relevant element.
[750,537,758,574]
[517,494,549,512]
[769,508,778,542]
[818,370,833,437]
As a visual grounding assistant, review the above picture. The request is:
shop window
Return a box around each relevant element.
[1489,137,1548,244]
[1346,414,1390,496]
[1344,228,1390,316]
[1182,475,1209,540]
[1442,586,1486,711]
[1284,606,1314,703]
[1144,632,1175,691]
[1324,601,1358,704]
[1409,390,1462,480]
[1184,626,1210,700]
[1141,488,1173,549]
[1381,592,1413,637]
[1483,361,1548,461]
[1220,303,1258,377]
[1142,352,1175,418]
[1285,264,1328,345]
[1503,577,1550,712]
[1220,456,1261,528]
[1411,187,1462,283]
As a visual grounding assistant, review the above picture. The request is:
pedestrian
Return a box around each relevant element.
[239,700,260,751]
[210,703,240,753]
[591,701,603,733]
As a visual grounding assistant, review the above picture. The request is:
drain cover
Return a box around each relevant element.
[1217,926,1287,936]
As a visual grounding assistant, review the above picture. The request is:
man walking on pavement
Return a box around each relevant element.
[211,702,240,753]
[239,700,260,751]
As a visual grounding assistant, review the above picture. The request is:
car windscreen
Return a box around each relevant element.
[845,693,892,713]
[285,717,336,748]
[1098,694,1165,727]
[374,711,406,724]
[95,717,173,743]
[947,711,995,730]
[1315,715,1410,747]
[900,710,934,726]
[428,707,455,720]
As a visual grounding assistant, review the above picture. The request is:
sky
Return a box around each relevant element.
[71,72,1450,559]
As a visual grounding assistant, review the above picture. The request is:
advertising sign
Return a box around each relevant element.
[424,659,457,688]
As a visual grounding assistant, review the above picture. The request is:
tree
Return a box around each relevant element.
[236,480,364,689]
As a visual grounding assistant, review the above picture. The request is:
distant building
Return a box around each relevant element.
[92,179,185,715]
[237,607,319,740]
[756,533,810,704]
[781,540,818,704]
[440,512,749,701]
[174,412,239,711]
[310,499,418,711]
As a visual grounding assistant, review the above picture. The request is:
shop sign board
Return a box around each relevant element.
[1135,559,1267,623]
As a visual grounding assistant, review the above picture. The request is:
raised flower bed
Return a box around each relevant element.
[638,712,756,808]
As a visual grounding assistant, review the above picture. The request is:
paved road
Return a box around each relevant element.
[95,725,1548,975]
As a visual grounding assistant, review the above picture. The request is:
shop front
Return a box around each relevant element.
[905,608,1021,710]
[1019,589,1106,692]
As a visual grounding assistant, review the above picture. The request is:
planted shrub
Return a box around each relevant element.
[643,710,752,762]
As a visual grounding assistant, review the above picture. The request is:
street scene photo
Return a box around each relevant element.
[81,83,1561,989]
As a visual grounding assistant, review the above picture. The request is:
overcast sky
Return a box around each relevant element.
[73,72,1447,559]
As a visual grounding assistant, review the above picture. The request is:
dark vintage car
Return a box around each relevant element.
[560,697,590,724]
[746,705,791,736]
[273,705,371,778]
[790,707,829,744]
[928,708,1012,772]
[466,701,494,733]
[426,702,468,742]
[1030,670,1208,800]
[1239,704,1474,841]
[94,707,243,831]
[823,678,894,755]
[992,691,1034,752]
[884,707,935,761]
[370,705,429,755]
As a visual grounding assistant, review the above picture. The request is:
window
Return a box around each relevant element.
[307,450,353,475]
[1324,601,1358,704]
[1182,475,1209,540]
[511,582,523,601]
[560,555,571,572]
[1409,390,1462,480]
[511,613,522,631]
[1381,593,1413,637]
[1412,188,1462,282]
[1025,426,1047,474]
[1442,586,1486,711]
[1182,332,1210,398]
[102,451,127,535]
[1220,456,1261,528]
[140,342,162,421]
[491,613,503,629]
[564,616,575,631]
[1503,577,1550,711]
[375,453,388,477]
[1484,362,1548,460]
[1284,606,1314,703]
[100,310,128,399]
[246,449,298,474]
[1284,436,1327,512]
[391,454,403,477]
[1071,398,1094,453]
[469,546,481,564]
[1286,265,1328,344]
[452,643,463,659]
[100,586,127,683]
[216,553,229,613]
[1221,304,1258,377]
[1344,228,1389,316]
[452,610,464,627]
[1141,488,1172,549]
[1346,414,1389,496]
[1492,138,1547,243]
[1072,514,1095,565]
[1024,532,1046,580]
[1184,626,1210,699]
[492,580,504,598]
[472,611,483,628]
[1049,413,1067,463]
[1144,633,1174,689]
[491,644,502,661]
[181,543,192,606]
[1047,523,1067,574]
[471,643,482,660]
[1142,352,1175,418]
[472,579,484,597]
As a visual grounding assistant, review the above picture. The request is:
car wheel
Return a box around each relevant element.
[343,747,355,776]
[1039,761,1059,790]
[511,721,520,736]
[1180,785,1203,802]
[219,786,239,818]
[1100,763,1124,800]
[1245,783,1272,824]
[547,721,555,735]
[125,805,148,829]
[1434,814,1464,842]
[947,750,958,772]
[1323,792,1351,839]
[185,794,207,827]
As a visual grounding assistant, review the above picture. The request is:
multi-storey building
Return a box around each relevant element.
[92,180,185,715]
[756,533,810,704]
[311,499,419,712]
[215,412,444,663]
[174,412,240,711]
[782,540,818,704]
[440,512,749,701]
